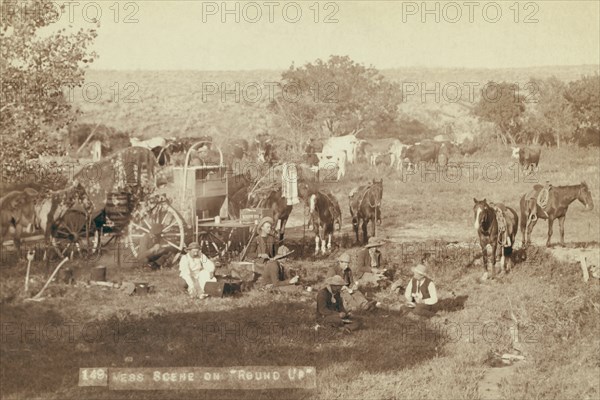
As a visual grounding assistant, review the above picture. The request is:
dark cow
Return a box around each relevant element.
[254,134,278,165]
[404,141,439,166]
[512,147,541,175]
[304,138,324,154]
[303,138,324,167]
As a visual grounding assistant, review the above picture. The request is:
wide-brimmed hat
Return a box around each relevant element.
[186,242,201,250]
[325,275,346,286]
[150,224,163,236]
[365,237,384,248]
[411,264,431,278]
[257,216,274,230]
[273,245,294,260]
[338,252,351,263]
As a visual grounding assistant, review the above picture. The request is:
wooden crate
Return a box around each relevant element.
[240,208,273,224]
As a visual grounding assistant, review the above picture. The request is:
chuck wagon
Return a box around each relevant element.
[45,146,186,262]
[129,140,256,260]
[44,141,277,265]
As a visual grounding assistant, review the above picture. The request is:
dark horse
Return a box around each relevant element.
[473,199,519,280]
[520,181,594,248]
[349,179,383,244]
[252,189,292,242]
[307,189,342,255]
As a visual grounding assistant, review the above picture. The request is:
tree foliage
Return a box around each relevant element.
[0,0,98,161]
[520,77,575,147]
[268,55,403,139]
[565,74,600,146]
[472,82,525,145]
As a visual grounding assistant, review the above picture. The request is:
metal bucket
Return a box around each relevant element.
[90,265,106,282]
[134,282,151,296]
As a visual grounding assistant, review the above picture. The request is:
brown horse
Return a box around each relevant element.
[349,179,383,244]
[34,182,94,267]
[473,199,518,280]
[520,182,594,248]
[251,189,293,242]
[308,189,342,255]
[0,188,39,259]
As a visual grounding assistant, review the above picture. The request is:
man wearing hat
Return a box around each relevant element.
[327,252,377,312]
[353,237,388,288]
[316,275,361,332]
[246,216,278,262]
[138,223,172,270]
[404,263,438,318]
[254,245,300,290]
[179,242,217,298]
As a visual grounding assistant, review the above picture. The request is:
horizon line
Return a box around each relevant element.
[85,64,600,73]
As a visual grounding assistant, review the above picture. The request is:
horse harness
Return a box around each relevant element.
[527,183,552,222]
[488,203,511,247]
[356,183,382,212]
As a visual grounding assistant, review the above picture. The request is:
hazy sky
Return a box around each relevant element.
[44,0,600,70]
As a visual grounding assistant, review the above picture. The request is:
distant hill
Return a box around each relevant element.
[74,65,599,142]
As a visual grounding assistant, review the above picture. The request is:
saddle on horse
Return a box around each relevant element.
[526,181,552,222]
[489,202,511,247]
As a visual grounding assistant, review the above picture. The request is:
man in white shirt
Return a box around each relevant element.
[404,263,438,318]
[179,242,217,298]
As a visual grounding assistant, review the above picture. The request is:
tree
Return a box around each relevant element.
[521,77,576,148]
[268,56,403,139]
[0,0,98,162]
[472,82,525,145]
[565,74,600,146]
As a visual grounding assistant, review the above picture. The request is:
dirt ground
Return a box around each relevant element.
[1,145,599,400]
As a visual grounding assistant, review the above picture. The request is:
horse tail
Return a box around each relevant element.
[519,194,528,233]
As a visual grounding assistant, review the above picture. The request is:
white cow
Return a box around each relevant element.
[316,150,347,181]
[322,134,358,164]
[389,140,408,170]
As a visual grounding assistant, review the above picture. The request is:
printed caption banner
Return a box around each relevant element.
[79,366,316,390]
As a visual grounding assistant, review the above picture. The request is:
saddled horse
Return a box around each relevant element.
[520,181,594,248]
[307,189,342,255]
[473,198,518,280]
[349,179,383,244]
[0,188,39,259]
[34,182,94,266]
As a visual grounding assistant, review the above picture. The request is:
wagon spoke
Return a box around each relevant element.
[162,239,180,249]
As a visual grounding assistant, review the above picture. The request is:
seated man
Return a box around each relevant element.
[327,252,377,312]
[137,224,172,270]
[246,216,277,262]
[254,245,300,291]
[179,242,217,298]
[353,237,388,289]
[404,263,438,318]
[316,275,361,332]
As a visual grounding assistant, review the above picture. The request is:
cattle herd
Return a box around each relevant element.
[2,128,596,285]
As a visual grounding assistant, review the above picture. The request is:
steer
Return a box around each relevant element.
[512,146,541,175]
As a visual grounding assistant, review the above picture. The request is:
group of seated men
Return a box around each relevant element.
[137,217,439,328]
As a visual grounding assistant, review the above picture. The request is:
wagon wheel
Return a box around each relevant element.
[126,202,186,259]
[51,210,98,260]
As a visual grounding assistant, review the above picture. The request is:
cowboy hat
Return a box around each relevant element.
[273,245,294,260]
[338,252,351,263]
[411,264,431,279]
[186,242,201,250]
[257,216,274,230]
[365,237,384,248]
[149,224,163,236]
[325,275,346,286]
